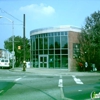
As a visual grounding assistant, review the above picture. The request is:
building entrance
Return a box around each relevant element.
[39,55,48,68]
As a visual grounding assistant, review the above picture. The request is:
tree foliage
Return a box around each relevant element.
[78,10,100,71]
[4,36,30,67]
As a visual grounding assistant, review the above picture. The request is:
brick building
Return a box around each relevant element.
[30,25,81,71]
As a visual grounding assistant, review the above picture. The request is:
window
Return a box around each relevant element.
[36,38,39,50]
[55,36,60,48]
[44,38,48,49]
[65,32,68,35]
[61,49,68,54]
[61,55,68,68]
[39,38,43,49]
[49,50,54,54]
[44,50,48,54]
[49,37,54,49]
[55,49,60,54]
[61,36,68,48]
[55,55,60,68]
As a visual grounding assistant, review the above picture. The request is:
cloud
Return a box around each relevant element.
[19,3,55,16]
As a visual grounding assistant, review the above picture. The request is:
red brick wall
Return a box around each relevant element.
[68,31,79,71]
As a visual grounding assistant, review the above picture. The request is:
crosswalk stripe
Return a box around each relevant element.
[14,77,22,82]
[72,75,84,84]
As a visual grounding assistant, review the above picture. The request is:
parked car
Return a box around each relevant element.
[0,59,10,68]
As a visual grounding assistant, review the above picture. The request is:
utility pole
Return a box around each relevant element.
[23,14,26,71]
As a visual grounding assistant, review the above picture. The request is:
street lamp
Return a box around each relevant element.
[0,16,15,69]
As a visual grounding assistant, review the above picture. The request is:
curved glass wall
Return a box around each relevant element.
[30,31,68,69]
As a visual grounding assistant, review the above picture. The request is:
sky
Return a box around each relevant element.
[0,0,100,49]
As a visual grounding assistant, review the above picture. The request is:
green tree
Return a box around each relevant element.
[78,10,100,71]
[4,36,30,67]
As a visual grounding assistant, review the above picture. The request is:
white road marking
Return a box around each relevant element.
[78,90,82,92]
[14,77,22,82]
[72,75,83,84]
[58,75,63,88]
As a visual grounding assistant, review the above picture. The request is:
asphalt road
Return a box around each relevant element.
[0,69,60,100]
[63,75,100,100]
[0,69,100,100]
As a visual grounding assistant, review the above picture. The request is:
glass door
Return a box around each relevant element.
[39,55,48,68]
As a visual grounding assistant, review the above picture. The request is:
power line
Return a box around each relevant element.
[0,23,23,25]
[0,8,23,23]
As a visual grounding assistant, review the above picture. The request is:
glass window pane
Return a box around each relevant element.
[55,36,60,48]
[44,63,47,68]
[36,38,38,49]
[36,35,38,38]
[58,32,60,36]
[49,50,54,54]
[36,50,38,55]
[39,50,43,54]
[40,57,43,62]
[49,55,54,68]
[44,50,48,54]
[40,63,43,67]
[42,34,45,37]
[49,37,54,49]
[32,36,35,50]
[40,34,42,37]
[61,36,68,48]
[55,32,58,36]
[49,33,53,37]
[65,32,68,35]
[45,34,47,37]
[33,55,35,59]
[33,51,35,55]
[55,49,60,54]
[33,56,36,67]
[44,38,48,49]
[44,57,47,62]
[61,55,68,68]
[35,55,38,67]
[47,33,49,37]
[33,41,35,50]
[61,49,68,54]
[61,32,64,36]
[39,38,43,49]
[55,55,60,68]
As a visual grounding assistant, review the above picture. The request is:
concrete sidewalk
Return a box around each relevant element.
[10,67,100,76]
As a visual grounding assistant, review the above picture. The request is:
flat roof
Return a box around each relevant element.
[30,25,81,36]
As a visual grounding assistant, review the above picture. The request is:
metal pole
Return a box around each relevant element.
[12,21,14,69]
[23,14,26,71]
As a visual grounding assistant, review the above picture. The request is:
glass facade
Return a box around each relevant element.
[30,31,68,69]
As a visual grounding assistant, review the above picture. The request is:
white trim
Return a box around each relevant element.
[30,25,81,36]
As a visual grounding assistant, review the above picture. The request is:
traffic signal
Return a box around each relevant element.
[18,46,21,50]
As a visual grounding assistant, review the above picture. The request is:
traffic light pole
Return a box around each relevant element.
[23,14,26,71]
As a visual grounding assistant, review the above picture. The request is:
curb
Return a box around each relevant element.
[9,68,100,76]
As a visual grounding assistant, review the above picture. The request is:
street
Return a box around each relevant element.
[63,75,100,100]
[0,69,100,100]
[0,69,60,100]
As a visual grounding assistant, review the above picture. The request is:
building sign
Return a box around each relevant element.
[73,43,80,58]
